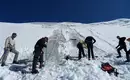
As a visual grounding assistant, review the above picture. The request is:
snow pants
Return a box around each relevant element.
[117,45,127,57]
[87,43,94,59]
[32,49,43,71]
[77,42,85,60]
[1,48,19,64]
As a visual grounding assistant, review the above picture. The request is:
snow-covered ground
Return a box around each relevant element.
[0,19,130,80]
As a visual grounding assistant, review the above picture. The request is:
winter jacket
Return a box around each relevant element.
[79,40,87,49]
[34,38,47,51]
[85,36,96,44]
[116,37,126,48]
[5,36,15,49]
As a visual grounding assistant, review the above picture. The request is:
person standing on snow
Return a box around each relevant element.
[77,40,87,60]
[125,38,130,62]
[116,36,127,58]
[32,37,48,74]
[85,36,96,60]
[1,33,19,66]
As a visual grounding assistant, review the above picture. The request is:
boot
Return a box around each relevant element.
[92,58,95,60]
[78,57,81,60]
[1,63,5,66]
[32,69,39,74]
[39,64,44,68]
[125,60,130,62]
[116,56,122,58]
[13,61,19,64]
[65,56,69,60]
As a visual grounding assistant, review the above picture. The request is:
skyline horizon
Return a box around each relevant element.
[0,18,130,24]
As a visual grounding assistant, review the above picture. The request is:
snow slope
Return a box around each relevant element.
[0,19,130,80]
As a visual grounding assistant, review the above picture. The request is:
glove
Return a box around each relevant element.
[10,47,14,52]
[41,51,44,55]
[4,47,10,51]
[44,45,47,48]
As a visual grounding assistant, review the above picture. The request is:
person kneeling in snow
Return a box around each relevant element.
[77,40,87,60]
[1,33,19,66]
[32,37,48,74]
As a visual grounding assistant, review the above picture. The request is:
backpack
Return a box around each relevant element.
[101,63,119,76]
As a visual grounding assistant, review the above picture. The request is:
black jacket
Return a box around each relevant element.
[117,37,126,47]
[34,38,47,51]
[85,36,96,44]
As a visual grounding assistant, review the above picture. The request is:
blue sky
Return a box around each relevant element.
[0,0,129,23]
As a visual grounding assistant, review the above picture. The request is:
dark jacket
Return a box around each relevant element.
[117,37,126,47]
[34,38,47,51]
[85,36,96,44]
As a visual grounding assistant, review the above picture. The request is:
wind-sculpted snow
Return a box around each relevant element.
[45,29,66,65]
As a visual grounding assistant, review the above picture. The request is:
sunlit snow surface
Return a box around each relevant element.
[0,19,130,80]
